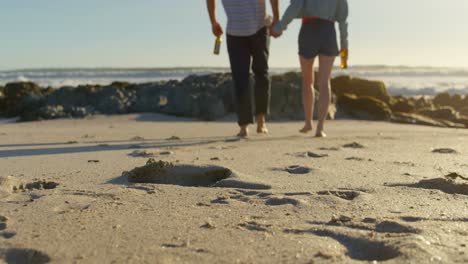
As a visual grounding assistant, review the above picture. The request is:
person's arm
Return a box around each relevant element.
[207,0,223,37]
[336,0,349,50]
[272,0,304,34]
[270,0,280,23]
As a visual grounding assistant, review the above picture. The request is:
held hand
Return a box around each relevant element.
[211,21,224,37]
[270,30,282,38]
[269,21,282,38]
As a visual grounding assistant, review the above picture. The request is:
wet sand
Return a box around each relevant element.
[1,113,467,263]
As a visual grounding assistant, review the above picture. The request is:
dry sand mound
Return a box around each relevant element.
[124,159,271,190]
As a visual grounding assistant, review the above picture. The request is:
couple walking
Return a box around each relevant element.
[207,0,348,137]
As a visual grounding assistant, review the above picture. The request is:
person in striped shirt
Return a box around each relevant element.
[207,0,280,137]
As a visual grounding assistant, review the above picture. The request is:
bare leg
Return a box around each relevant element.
[315,55,335,138]
[237,125,249,138]
[299,56,316,133]
[256,114,268,134]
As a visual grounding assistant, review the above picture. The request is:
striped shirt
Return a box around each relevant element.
[221,0,267,37]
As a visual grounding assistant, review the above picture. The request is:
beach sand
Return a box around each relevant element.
[0,113,467,263]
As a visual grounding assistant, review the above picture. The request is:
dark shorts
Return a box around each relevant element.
[298,20,339,59]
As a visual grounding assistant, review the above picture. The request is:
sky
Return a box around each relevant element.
[0,0,467,70]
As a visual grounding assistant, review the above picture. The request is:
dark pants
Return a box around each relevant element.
[227,27,270,126]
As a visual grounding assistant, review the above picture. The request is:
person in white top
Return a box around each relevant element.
[207,0,279,137]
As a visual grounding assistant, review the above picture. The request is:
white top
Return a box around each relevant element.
[221,0,267,37]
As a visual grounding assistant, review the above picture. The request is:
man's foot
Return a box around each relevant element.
[237,126,249,138]
[299,125,313,134]
[315,130,327,138]
[256,114,268,134]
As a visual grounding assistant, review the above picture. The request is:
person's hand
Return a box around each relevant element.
[340,48,348,59]
[211,21,224,37]
[270,30,282,38]
[269,21,282,38]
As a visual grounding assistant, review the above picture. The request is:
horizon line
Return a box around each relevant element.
[1,64,467,72]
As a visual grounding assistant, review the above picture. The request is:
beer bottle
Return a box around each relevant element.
[340,49,348,69]
[214,36,222,55]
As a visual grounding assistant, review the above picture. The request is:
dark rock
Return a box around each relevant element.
[433,92,451,107]
[46,86,88,107]
[95,85,136,114]
[161,85,196,117]
[437,119,465,129]
[17,94,46,114]
[450,94,465,110]
[390,97,415,113]
[454,117,468,128]
[414,96,433,110]
[196,92,226,120]
[418,106,460,122]
[331,75,392,104]
[270,72,335,120]
[3,82,43,116]
[337,94,392,121]
[134,82,167,113]
[391,112,446,127]
[66,106,94,118]
[458,106,468,116]
[433,93,466,111]
[0,97,5,116]
[111,81,131,88]
[20,105,68,121]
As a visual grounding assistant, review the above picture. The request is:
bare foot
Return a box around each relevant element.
[257,125,269,134]
[315,131,327,138]
[256,114,268,134]
[299,125,313,134]
[237,126,249,138]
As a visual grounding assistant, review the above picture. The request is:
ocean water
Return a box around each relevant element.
[1,66,468,96]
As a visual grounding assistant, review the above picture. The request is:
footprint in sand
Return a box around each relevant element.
[386,178,468,195]
[345,157,365,161]
[317,190,362,201]
[238,221,271,232]
[128,150,157,158]
[0,232,16,239]
[298,152,329,158]
[342,142,365,149]
[210,196,230,204]
[310,216,422,234]
[432,148,458,154]
[374,220,421,234]
[129,150,174,158]
[285,165,312,175]
[0,214,15,239]
[1,176,58,195]
[0,248,51,264]
[209,145,237,150]
[311,230,401,261]
[123,159,271,190]
[0,216,7,231]
[265,197,305,206]
[319,147,341,151]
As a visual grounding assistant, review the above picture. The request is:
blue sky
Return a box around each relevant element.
[0,0,467,70]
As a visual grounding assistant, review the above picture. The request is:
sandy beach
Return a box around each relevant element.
[1,113,467,263]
